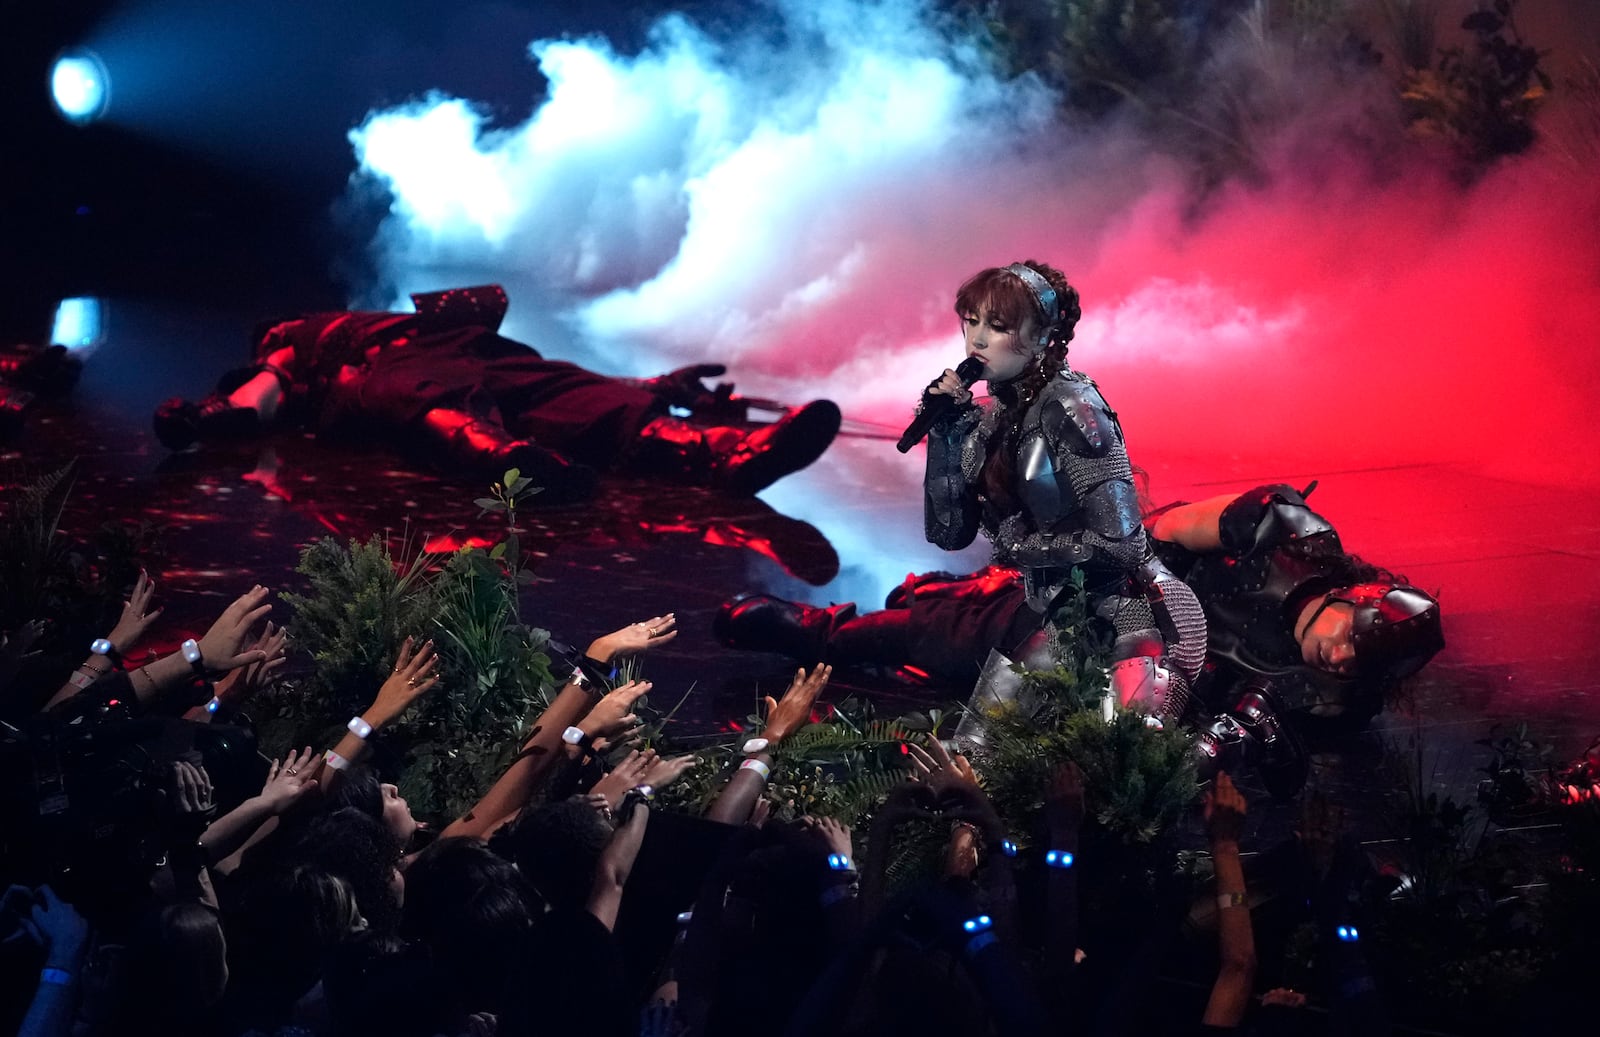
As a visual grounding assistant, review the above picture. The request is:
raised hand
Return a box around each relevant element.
[641,753,697,792]
[195,585,273,673]
[106,570,163,653]
[590,749,657,808]
[589,614,678,663]
[799,814,854,860]
[167,760,215,816]
[760,664,832,745]
[874,780,940,827]
[212,620,289,706]
[368,636,442,726]
[259,746,320,814]
[30,886,90,969]
[588,729,643,757]
[2,619,47,664]
[580,680,651,741]
[1204,772,1248,845]
[905,739,1000,834]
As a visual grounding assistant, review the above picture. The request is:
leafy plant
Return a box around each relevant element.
[270,507,554,820]
[1367,721,1548,1027]
[1476,721,1558,817]
[0,463,162,709]
[1399,0,1550,164]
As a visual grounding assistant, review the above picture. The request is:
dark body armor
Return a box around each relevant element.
[924,369,1206,719]
[1156,483,1366,721]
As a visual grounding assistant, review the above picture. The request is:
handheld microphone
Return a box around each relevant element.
[896,356,984,453]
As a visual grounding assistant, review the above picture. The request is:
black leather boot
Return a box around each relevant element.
[420,408,596,504]
[0,344,81,396]
[629,400,841,495]
[153,394,262,450]
[714,595,857,665]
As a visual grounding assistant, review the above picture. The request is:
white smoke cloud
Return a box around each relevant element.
[348,0,1600,489]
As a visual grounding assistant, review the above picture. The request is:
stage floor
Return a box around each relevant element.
[9,296,1599,850]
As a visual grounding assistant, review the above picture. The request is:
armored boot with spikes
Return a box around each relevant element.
[630,400,841,496]
[714,595,858,665]
[420,408,596,504]
[1195,683,1308,800]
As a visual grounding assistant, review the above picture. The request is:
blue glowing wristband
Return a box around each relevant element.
[1045,849,1075,869]
[960,915,997,958]
[90,638,125,670]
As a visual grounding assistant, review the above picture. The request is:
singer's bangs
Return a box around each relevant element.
[954,267,1039,330]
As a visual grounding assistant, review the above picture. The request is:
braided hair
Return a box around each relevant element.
[954,260,1082,522]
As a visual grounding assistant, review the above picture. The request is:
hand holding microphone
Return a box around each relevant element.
[897,356,984,453]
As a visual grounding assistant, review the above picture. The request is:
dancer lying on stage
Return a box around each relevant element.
[153,285,841,502]
[725,260,1207,725]
[718,481,1443,797]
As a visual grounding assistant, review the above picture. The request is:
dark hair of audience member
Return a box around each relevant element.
[847,941,991,1037]
[491,797,611,910]
[223,863,366,1028]
[401,836,541,1016]
[116,902,229,1037]
[704,829,832,1037]
[324,766,385,817]
[280,807,405,932]
[322,931,453,1037]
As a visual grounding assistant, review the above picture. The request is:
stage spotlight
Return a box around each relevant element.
[50,50,111,125]
[51,298,106,351]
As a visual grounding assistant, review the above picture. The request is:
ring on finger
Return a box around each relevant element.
[285,768,299,776]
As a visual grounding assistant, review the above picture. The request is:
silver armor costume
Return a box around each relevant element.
[924,369,1205,720]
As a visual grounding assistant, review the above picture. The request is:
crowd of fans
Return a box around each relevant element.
[1,575,1408,1037]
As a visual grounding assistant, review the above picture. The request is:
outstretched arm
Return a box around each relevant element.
[49,586,273,710]
[443,677,650,839]
[1148,493,1235,552]
[705,664,832,825]
[1202,773,1256,1028]
[443,613,677,839]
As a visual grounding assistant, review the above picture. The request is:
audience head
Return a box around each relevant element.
[492,797,610,910]
[324,766,419,848]
[401,835,540,1013]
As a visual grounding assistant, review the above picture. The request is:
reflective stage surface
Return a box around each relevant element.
[8,297,1599,849]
